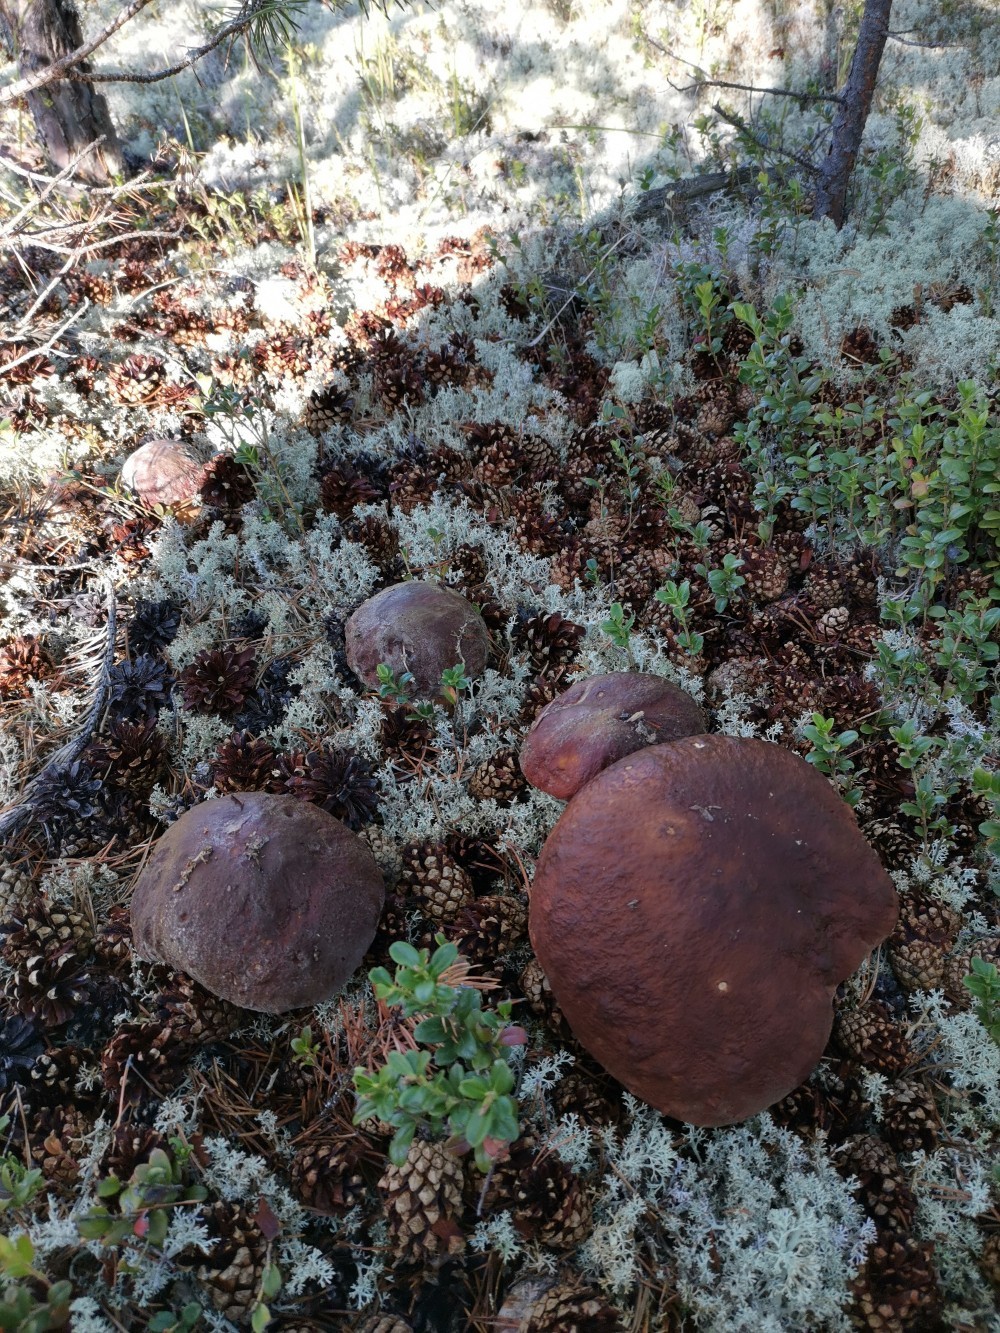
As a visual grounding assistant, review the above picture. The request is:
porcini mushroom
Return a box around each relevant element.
[345,581,489,695]
[519,670,707,800]
[130,791,384,1012]
[528,734,898,1126]
[120,439,204,508]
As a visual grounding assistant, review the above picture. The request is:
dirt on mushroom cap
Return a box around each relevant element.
[528,734,899,1127]
[130,791,385,1012]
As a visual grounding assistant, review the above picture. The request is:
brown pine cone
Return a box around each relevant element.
[514,613,585,673]
[93,902,134,974]
[0,856,40,920]
[515,1280,623,1332]
[801,564,847,611]
[86,717,166,793]
[942,937,1000,1008]
[291,1139,367,1215]
[378,1138,466,1264]
[881,1080,939,1155]
[0,634,54,698]
[519,958,568,1036]
[510,1147,592,1249]
[468,747,527,804]
[108,353,166,405]
[449,894,528,967]
[30,1044,84,1104]
[354,1316,413,1333]
[833,1003,913,1073]
[398,841,474,922]
[835,1135,916,1234]
[887,893,961,992]
[30,1104,92,1188]
[102,1018,196,1102]
[212,730,279,793]
[849,1232,943,1331]
[154,972,241,1043]
[196,1201,268,1320]
[303,383,354,435]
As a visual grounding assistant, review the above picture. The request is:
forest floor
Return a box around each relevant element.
[1,0,1000,1329]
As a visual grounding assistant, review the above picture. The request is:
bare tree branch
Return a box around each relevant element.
[0,0,156,104]
[642,35,844,104]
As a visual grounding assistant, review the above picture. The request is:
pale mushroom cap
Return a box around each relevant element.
[519,670,708,800]
[345,580,489,694]
[130,792,384,1012]
[120,439,204,508]
[529,734,899,1126]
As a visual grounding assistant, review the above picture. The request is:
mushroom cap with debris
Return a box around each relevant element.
[130,791,384,1012]
[519,670,707,800]
[345,580,489,695]
[529,734,899,1126]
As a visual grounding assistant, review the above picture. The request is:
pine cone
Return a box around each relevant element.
[514,612,585,673]
[398,841,474,922]
[833,1003,913,1073]
[887,893,961,993]
[108,353,166,405]
[467,747,527,804]
[511,1147,592,1248]
[849,1232,943,1332]
[881,1079,938,1155]
[199,453,257,512]
[212,731,279,793]
[180,646,257,717]
[449,894,528,968]
[519,958,567,1035]
[0,634,54,698]
[378,1139,465,1264]
[835,1135,916,1234]
[291,1139,367,1215]
[0,856,38,919]
[196,1201,268,1320]
[303,383,354,435]
[510,1280,624,1332]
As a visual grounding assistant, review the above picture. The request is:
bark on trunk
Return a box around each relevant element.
[0,0,123,185]
[813,0,893,227]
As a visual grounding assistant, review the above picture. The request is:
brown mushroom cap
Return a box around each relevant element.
[519,671,708,800]
[528,735,899,1126]
[120,439,204,508]
[345,581,489,695]
[130,792,384,1012]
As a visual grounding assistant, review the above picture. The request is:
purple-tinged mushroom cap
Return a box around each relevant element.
[519,670,707,800]
[529,735,899,1126]
[130,792,384,1012]
[345,581,489,695]
[120,439,204,508]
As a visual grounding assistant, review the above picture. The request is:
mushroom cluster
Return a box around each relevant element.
[130,791,384,1012]
[523,678,899,1127]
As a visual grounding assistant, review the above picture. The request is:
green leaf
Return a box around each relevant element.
[251,1303,271,1333]
[388,941,422,968]
[261,1263,282,1299]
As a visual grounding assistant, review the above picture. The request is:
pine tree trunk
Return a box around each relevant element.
[813,0,893,227]
[0,0,124,184]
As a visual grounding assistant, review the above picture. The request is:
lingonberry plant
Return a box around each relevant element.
[353,938,526,1170]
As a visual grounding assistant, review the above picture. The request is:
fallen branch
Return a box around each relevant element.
[0,581,117,844]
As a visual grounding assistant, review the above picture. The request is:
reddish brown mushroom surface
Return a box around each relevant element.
[519,671,707,800]
[345,580,489,695]
[529,735,899,1126]
[120,439,204,508]
[130,792,384,1012]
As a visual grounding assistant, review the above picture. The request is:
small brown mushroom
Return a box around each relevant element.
[130,792,384,1012]
[120,439,204,508]
[529,735,899,1126]
[345,581,489,695]
[519,671,707,800]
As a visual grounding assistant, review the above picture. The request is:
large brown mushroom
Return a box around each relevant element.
[345,581,489,695]
[130,792,384,1012]
[519,671,707,800]
[528,735,898,1126]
